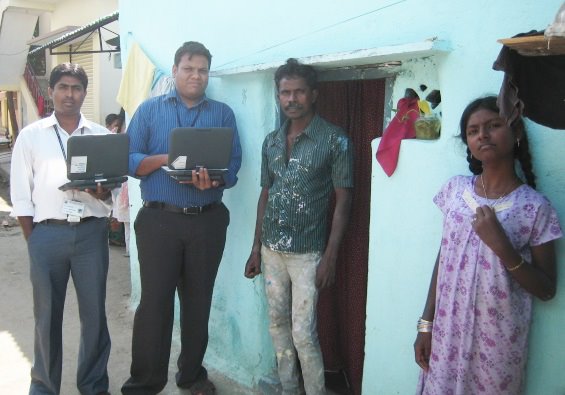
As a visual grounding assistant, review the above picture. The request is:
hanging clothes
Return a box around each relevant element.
[151,69,175,97]
[117,42,156,115]
[493,30,565,130]
[375,97,419,176]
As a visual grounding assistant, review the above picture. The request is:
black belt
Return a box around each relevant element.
[38,217,96,226]
[143,201,220,215]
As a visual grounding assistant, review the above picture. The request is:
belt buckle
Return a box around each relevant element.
[182,206,199,215]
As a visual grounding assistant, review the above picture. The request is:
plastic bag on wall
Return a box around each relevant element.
[545,2,565,38]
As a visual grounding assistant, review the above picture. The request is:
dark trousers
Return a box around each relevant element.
[27,218,110,395]
[121,203,229,395]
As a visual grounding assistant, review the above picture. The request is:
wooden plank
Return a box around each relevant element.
[498,35,565,56]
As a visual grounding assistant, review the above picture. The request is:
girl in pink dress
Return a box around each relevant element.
[414,96,562,394]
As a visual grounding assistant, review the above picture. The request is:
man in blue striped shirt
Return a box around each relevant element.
[245,58,353,395]
[122,41,242,395]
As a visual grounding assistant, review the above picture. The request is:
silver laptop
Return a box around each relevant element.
[59,133,129,191]
[162,127,233,182]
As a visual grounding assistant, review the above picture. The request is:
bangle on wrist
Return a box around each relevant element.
[507,257,525,272]
[417,317,433,333]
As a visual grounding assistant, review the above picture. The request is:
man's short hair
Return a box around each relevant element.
[274,58,318,92]
[174,41,212,68]
[49,63,88,90]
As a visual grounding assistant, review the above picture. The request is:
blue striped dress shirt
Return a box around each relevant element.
[128,88,242,207]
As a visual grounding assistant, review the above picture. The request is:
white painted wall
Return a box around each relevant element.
[50,0,117,27]
[97,50,122,122]
[118,0,565,393]
[18,78,39,126]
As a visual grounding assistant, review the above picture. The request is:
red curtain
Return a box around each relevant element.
[315,79,385,395]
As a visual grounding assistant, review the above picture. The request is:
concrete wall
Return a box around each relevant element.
[98,52,122,122]
[19,78,39,127]
[50,0,117,29]
[118,0,565,393]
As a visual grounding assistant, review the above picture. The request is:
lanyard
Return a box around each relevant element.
[53,124,84,161]
[175,100,204,128]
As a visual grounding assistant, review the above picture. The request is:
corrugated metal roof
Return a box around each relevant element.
[28,11,119,56]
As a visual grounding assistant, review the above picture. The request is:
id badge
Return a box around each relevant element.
[61,200,85,217]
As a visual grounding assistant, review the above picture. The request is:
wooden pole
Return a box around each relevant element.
[6,91,19,142]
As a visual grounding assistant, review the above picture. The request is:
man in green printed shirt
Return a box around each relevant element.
[245,58,354,395]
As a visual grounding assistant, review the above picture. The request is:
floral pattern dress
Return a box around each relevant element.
[417,175,562,395]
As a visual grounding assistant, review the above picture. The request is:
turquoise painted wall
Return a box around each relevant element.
[119,0,565,393]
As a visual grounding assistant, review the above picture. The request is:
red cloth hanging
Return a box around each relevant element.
[37,96,45,117]
[375,97,419,176]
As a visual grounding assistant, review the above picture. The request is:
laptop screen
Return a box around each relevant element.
[66,133,129,181]
[168,127,233,170]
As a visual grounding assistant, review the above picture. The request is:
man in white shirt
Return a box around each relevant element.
[10,63,112,395]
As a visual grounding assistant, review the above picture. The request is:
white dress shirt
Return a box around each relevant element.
[10,113,113,222]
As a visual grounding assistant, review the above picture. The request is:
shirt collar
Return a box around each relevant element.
[43,112,94,134]
[302,114,324,139]
[166,87,208,108]
[275,113,323,143]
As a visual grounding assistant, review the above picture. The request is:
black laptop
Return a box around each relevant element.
[161,127,233,182]
[59,133,129,191]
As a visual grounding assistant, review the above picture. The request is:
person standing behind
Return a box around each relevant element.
[105,111,127,248]
[121,41,242,395]
[105,113,121,133]
[106,110,130,255]
[114,110,131,257]
[244,58,354,395]
[10,63,113,395]
[414,96,562,394]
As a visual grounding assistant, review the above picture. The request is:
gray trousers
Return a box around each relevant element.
[261,246,326,395]
[27,218,111,395]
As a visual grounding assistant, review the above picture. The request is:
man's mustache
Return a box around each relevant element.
[285,103,303,111]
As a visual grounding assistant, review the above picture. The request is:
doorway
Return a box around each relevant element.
[315,78,387,395]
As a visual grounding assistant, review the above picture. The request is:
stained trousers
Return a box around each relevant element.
[121,204,229,395]
[261,246,326,395]
[27,218,111,395]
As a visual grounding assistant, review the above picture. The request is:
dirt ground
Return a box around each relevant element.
[0,168,253,394]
